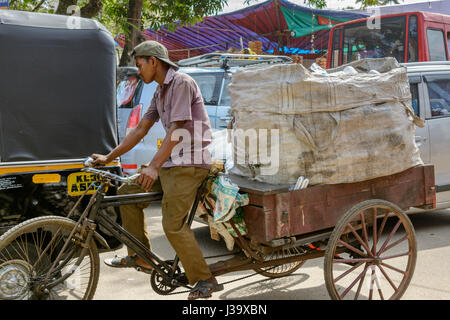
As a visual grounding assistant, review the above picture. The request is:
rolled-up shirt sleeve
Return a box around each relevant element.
[143,93,160,122]
[169,77,193,123]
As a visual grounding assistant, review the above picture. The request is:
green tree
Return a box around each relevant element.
[354,0,401,8]
[101,0,229,65]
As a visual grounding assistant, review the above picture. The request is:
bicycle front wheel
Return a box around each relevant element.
[0,216,100,300]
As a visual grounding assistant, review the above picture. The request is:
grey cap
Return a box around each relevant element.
[132,40,179,70]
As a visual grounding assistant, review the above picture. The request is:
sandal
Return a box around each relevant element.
[187,279,224,300]
[104,255,153,274]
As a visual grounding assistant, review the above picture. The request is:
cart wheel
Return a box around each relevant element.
[324,199,417,300]
[254,246,305,278]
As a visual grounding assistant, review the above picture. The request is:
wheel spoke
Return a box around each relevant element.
[380,262,406,275]
[379,235,408,256]
[377,220,403,256]
[34,226,66,269]
[359,213,370,250]
[340,265,369,299]
[9,241,28,262]
[377,211,390,241]
[38,227,45,257]
[377,286,384,300]
[373,267,384,300]
[333,258,374,264]
[16,235,30,263]
[372,208,377,256]
[369,266,376,300]
[354,263,370,300]
[377,264,399,293]
[334,261,365,283]
[338,239,368,258]
[380,251,411,260]
[346,223,374,257]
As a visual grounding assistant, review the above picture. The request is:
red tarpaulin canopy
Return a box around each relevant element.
[116,0,367,61]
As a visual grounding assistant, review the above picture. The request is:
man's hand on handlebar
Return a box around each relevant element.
[85,155,157,190]
[89,154,112,167]
[138,165,159,192]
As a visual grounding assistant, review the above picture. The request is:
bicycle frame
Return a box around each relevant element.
[83,178,209,289]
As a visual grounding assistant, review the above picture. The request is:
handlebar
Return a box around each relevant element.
[83,157,95,167]
[82,157,140,184]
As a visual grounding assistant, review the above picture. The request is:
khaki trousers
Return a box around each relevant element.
[117,166,211,285]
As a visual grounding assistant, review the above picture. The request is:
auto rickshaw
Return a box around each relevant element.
[0,10,122,250]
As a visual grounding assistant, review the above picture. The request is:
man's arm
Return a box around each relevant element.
[91,118,155,165]
[138,120,185,191]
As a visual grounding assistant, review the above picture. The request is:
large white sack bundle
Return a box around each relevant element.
[227,58,424,185]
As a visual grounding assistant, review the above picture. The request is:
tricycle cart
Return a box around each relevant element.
[209,164,436,300]
[0,164,435,300]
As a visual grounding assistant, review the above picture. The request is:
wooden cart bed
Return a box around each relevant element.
[228,164,436,244]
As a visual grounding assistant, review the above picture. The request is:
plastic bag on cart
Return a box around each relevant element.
[195,175,250,251]
[206,207,249,251]
[210,175,249,223]
[211,175,239,222]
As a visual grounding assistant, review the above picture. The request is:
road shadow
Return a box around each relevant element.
[408,209,450,250]
[216,273,331,300]
[143,203,450,286]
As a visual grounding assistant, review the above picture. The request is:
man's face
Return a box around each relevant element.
[136,56,156,84]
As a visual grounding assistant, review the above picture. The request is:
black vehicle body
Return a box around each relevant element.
[0,10,122,249]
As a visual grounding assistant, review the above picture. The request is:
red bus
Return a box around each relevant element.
[327,11,450,68]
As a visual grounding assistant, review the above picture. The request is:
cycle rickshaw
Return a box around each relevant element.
[0,160,435,300]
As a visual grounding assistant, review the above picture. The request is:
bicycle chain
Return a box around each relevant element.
[164,265,280,296]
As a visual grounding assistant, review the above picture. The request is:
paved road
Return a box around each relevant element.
[93,202,450,300]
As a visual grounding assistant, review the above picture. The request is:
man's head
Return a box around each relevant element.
[132,41,178,84]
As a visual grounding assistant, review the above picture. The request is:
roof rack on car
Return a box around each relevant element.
[401,61,450,67]
[177,53,292,70]
[117,66,138,81]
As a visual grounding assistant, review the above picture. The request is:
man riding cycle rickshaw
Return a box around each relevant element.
[91,41,222,300]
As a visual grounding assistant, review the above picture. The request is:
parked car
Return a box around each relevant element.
[405,61,450,210]
[116,53,292,175]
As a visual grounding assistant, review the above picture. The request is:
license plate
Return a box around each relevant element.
[67,172,107,196]
[157,138,163,150]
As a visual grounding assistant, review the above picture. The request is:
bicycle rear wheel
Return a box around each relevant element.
[253,246,305,278]
[0,216,99,300]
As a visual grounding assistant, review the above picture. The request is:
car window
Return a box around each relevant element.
[137,81,158,110]
[425,77,450,118]
[189,73,222,105]
[220,77,231,106]
[447,32,450,56]
[341,16,406,64]
[409,82,420,116]
[132,81,144,107]
[330,28,342,68]
[427,29,447,61]
[407,15,418,62]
